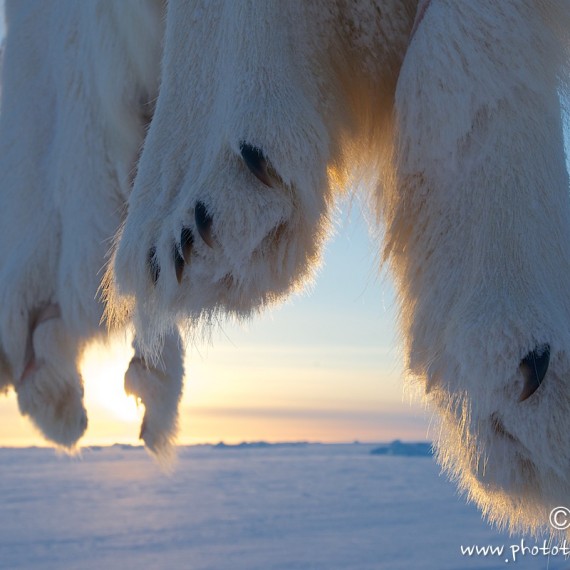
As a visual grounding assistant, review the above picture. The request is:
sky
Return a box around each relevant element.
[0,197,431,447]
[0,7,568,449]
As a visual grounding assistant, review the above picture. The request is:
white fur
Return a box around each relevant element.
[0,0,569,534]
[384,1,570,534]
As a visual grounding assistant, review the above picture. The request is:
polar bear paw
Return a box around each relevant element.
[114,142,299,317]
[16,315,87,448]
[124,332,184,461]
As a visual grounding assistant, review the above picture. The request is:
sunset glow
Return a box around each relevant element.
[0,206,431,448]
[81,339,142,425]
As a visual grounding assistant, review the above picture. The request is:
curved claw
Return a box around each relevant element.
[240,142,274,188]
[195,202,214,248]
[148,246,160,285]
[519,344,550,402]
[181,227,194,264]
[173,245,185,284]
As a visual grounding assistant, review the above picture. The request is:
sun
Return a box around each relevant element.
[80,336,143,423]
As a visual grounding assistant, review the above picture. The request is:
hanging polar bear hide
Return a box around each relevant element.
[0,0,569,535]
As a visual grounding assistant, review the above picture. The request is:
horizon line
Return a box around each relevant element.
[0,437,434,451]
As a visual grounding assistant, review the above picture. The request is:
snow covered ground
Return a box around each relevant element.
[0,443,568,570]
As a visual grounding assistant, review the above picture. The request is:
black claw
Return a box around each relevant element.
[173,244,185,284]
[519,344,550,402]
[148,246,160,285]
[195,202,214,248]
[240,142,274,187]
[181,227,194,264]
